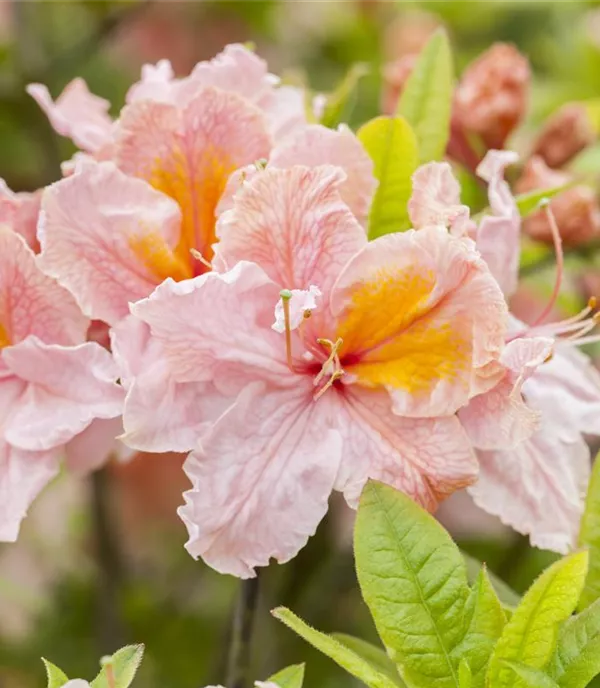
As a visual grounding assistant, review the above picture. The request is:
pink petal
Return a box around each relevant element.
[272,285,321,333]
[111,315,229,453]
[114,86,272,264]
[408,162,472,234]
[126,59,176,104]
[331,227,508,417]
[64,417,125,475]
[476,150,521,297]
[3,337,124,451]
[214,166,367,318]
[39,162,185,325]
[131,262,289,387]
[269,124,377,223]
[263,85,307,141]
[26,78,113,153]
[0,228,88,346]
[336,387,478,511]
[179,381,342,577]
[0,441,59,542]
[0,180,42,250]
[459,336,554,450]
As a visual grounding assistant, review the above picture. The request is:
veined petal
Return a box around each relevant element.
[214,166,367,315]
[0,228,88,347]
[179,381,342,577]
[336,387,478,511]
[64,417,125,475]
[408,161,471,234]
[115,86,272,265]
[130,261,288,385]
[39,161,186,325]
[27,78,113,153]
[0,180,41,250]
[3,337,124,451]
[126,59,176,104]
[333,226,508,417]
[112,314,229,453]
[269,124,377,223]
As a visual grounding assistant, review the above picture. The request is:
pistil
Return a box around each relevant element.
[280,289,294,371]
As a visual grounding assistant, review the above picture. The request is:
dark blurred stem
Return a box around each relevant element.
[226,574,261,688]
[91,466,126,654]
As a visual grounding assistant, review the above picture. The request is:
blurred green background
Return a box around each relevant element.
[1,1,600,686]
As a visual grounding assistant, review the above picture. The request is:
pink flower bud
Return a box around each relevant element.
[455,43,530,149]
[532,103,595,168]
[381,54,418,115]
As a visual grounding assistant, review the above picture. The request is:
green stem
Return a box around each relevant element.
[226,574,261,688]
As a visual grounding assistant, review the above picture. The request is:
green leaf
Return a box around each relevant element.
[514,185,571,218]
[91,644,144,688]
[272,607,399,688]
[357,116,419,239]
[462,552,520,610]
[41,659,69,688]
[548,598,600,688]
[579,452,600,610]
[451,568,507,687]
[486,551,589,688]
[332,634,405,686]
[320,63,369,129]
[268,663,305,688]
[354,481,470,688]
[501,661,560,688]
[397,28,453,163]
[458,660,472,688]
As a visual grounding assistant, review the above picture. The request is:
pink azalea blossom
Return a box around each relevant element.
[455,150,600,552]
[121,164,507,576]
[0,228,124,541]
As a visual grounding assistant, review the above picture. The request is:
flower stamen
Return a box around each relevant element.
[189,248,212,270]
[280,289,294,371]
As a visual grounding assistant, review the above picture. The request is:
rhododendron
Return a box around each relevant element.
[0,227,124,541]
[119,163,508,577]
[437,150,600,552]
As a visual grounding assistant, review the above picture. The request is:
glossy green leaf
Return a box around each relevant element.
[268,663,305,688]
[458,660,472,688]
[486,552,589,688]
[357,115,419,239]
[320,63,369,129]
[501,661,560,688]
[332,634,405,686]
[397,28,453,162]
[91,644,144,688]
[273,607,399,688]
[451,568,506,687]
[354,481,471,688]
[42,659,69,688]
[578,452,600,610]
[462,552,520,610]
[548,598,600,687]
[514,185,571,218]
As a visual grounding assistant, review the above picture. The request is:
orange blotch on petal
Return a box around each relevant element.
[0,322,10,348]
[129,230,192,283]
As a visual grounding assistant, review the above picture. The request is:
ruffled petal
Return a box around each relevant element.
[332,226,508,417]
[27,78,113,153]
[335,387,478,511]
[39,162,185,325]
[269,124,377,223]
[115,86,272,264]
[179,381,342,577]
[130,261,289,386]
[0,228,88,346]
[0,180,41,250]
[3,337,124,451]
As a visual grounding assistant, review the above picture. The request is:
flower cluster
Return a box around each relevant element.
[2,42,600,578]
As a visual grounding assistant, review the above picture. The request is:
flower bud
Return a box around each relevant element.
[532,103,595,168]
[381,54,417,115]
[517,156,600,246]
[454,43,530,149]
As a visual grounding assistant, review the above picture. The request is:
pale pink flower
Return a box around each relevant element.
[0,180,42,250]
[0,228,124,541]
[455,150,600,552]
[122,164,507,576]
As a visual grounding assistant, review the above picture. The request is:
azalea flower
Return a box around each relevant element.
[119,164,507,577]
[430,150,600,553]
[0,228,124,541]
[36,47,375,327]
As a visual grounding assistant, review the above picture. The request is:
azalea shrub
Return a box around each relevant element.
[4,1,600,687]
